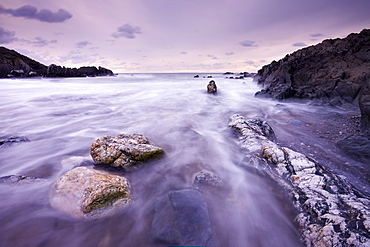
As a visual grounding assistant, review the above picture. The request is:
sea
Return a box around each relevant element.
[0,73,368,246]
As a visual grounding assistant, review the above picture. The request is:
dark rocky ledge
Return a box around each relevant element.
[255,29,370,133]
[229,114,370,246]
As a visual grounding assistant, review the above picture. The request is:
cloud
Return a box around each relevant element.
[180,51,187,55]
[76,41,91,48]
[225,52,234,56]
[310,33,324,37]
[21,37,57,47]
[292,42,307,47]
[240,40,257,47]
[207,54,218,60]
[245,60,255,65]
[112,24,142,39]
[0,27,17,44]
[0,4,72,23]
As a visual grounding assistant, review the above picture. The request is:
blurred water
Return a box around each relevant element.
[0,73,367,246]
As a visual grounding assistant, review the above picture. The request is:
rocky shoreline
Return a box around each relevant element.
[0,46,114,78]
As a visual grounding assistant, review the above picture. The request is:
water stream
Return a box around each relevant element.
[0,74,368,246]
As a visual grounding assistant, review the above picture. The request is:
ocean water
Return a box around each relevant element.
[0,73,368,246]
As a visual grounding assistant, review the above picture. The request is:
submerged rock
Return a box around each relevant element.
[336,135,370,164]
[207,80,217,94]
[229,114,370,246]
[90,134,165,169]
[151,189,218,247]
[49,167,132,219]
[0,136,30,148]
[0,175,46,185]
[193,171,222,190]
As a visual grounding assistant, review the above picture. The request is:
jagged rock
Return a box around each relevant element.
[229,114,370,246]
[0,46,47,78]
[336,135,370,164]
[0,175,46,185]
[49,167,132,219]
[151,189,218,247]
[255,29,370,132]
[207,80,217,94]
[0,136,30,148]
[90,134,165,169]
[193,171,222,190]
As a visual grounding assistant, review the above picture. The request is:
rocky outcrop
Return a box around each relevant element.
[207,80,217,94]
[46,64,114,77]
[229,114,370,246]
[0,46,47,78]
[336,135,370,164]
[151,189,218,247]
[192,171,222,190]
[255,29,370,131]
[90,134,165,169]
[49,166,132,219]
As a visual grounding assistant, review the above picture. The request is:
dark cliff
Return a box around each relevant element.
[0,46,48,78]
[256,29,370,132]
[0,46,114,78]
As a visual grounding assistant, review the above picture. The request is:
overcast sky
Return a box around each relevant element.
[1,0,369,73]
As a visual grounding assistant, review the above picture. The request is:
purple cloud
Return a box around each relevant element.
[180,51,187,55]
[112,24,142,39]
[0,27,17,44]
[292,42,307,47]
[240,40,257,47]
[76,41,92,48]
[225,52,234,56]
[21,37,57,47]
[0,4,72,23]
[310,33,324,37]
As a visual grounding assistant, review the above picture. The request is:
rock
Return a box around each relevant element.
[46,64,114,77]
[0,175,46,185]
[90,134,165,169]
[0,46,47,78]
[255,29,370,130]
[194,75,199,78]
[229,114,370,246]
[151,189,218,247]
[359,80,370,133]
[207,80,217,94]
[336,135,370,164]
[0,136,30,148]
[49,167,132,219]
[193,171,222,190]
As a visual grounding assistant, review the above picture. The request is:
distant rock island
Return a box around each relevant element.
[255,29,370,132]
[0,46,114,78]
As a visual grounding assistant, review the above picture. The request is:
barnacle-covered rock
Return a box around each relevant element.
[90,134,165,169]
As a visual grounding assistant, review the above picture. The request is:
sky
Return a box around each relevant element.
[0,0,369,73]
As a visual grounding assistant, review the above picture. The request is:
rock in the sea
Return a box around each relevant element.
[0,175,45,185]
[207,80,217,94]
[90,134,165,169]
[193,171,222,190]
[336,135,370,164]
[0,136,30,148]
[46,64,114,77]
[229,114,370,246]
[49,167,132,219]
[151,189,218,247]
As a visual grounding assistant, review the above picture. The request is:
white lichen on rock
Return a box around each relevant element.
[229,114,370,246]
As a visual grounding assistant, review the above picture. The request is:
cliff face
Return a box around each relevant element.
[0,47,48,78]
[256,29,370,132]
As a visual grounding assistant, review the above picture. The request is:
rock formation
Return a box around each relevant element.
[0,136,30,148]
[0,46,47,78]
[0,46,114,78]
[229,114,370,246]
[151,189,218,247]
[46,64,114,77]
[90,134,165,169]
[49,166,132,219]
[207,80,217,94]
[255,29,370,132]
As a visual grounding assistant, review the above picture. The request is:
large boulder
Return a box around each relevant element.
[90,134,165,169]
[336,135,370,164]
[229,114,370,246]
[49,167,132,219]
[151,189,218,246]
